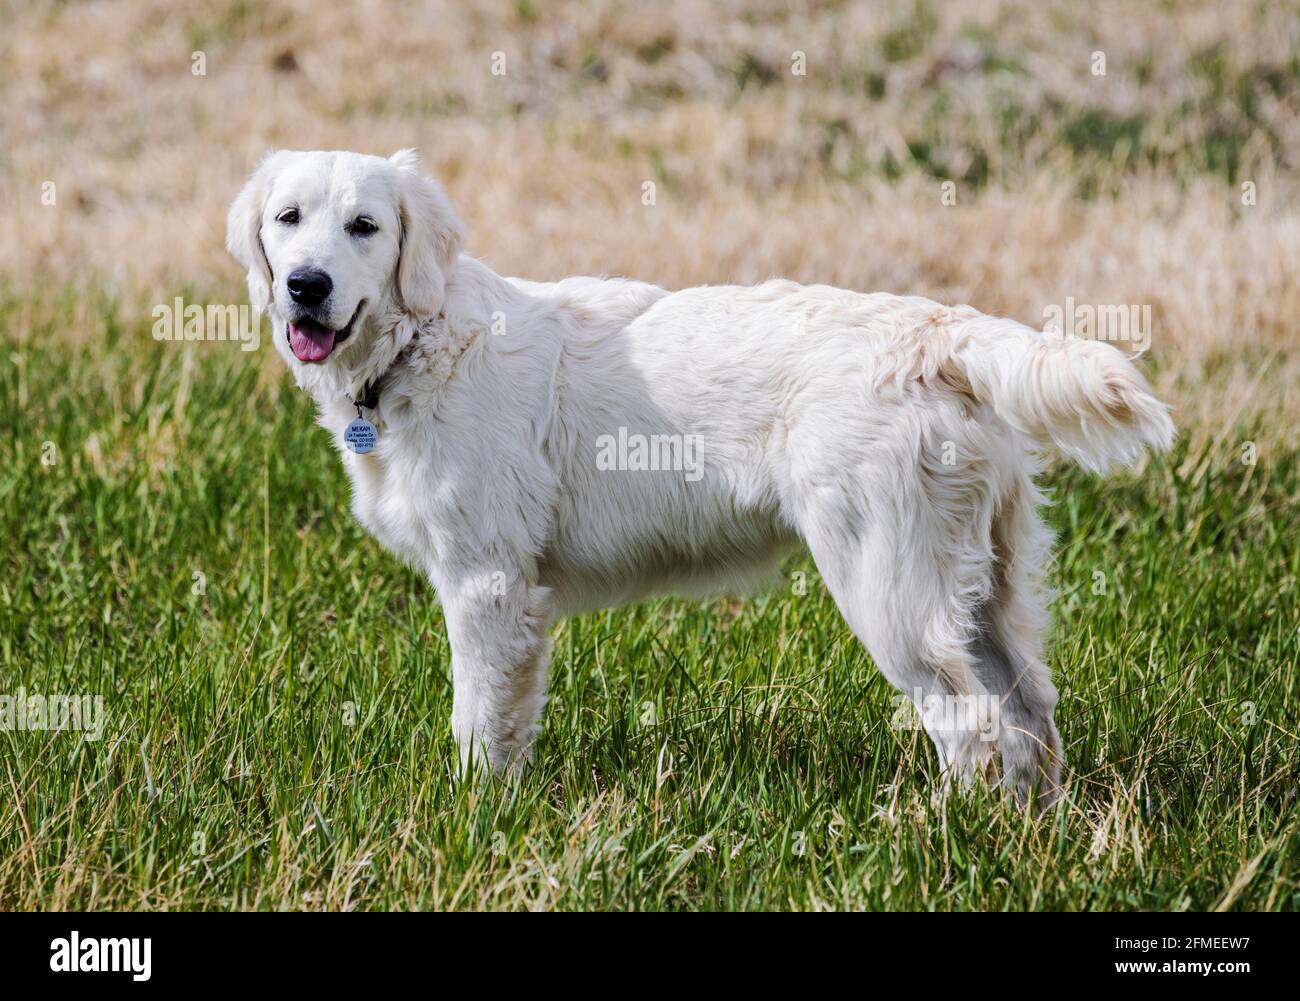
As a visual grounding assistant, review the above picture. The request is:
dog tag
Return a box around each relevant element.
[344,416,378,454]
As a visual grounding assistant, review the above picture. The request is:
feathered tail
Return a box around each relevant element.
[949,316,1174,472]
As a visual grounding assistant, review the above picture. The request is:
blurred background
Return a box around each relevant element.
[4,0,1299,445]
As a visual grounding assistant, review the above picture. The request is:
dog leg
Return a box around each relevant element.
[973,481,1063,809]
[788,412,1015,793]
[970,626,1062,809]
[797,507,999,792]
[439,569,553,776]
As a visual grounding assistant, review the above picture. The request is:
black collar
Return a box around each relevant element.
[349,346,403,415]
[347,314,437,415]
[353,379,383,413]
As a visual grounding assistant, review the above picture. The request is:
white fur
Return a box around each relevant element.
[228,150,1175,806]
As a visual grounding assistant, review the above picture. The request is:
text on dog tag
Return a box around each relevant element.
[344,416,378,454]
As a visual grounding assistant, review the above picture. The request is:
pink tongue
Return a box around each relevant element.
[289,322,336,362]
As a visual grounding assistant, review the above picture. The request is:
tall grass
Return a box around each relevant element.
[1,294,1295,910]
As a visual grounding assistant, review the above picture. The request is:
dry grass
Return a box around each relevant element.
[4,0,1299,447]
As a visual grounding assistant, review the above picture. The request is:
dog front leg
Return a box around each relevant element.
[440,569,553,776]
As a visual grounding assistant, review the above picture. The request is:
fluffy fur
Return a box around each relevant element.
[228,149,1175,807]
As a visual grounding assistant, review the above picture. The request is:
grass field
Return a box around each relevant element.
[1,295,1296,910]
[2,0,1299,910]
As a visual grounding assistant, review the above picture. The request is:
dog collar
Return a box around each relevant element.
[341,313,438,454]
[343,374,387,455]
[353,379,383,413]
[346,310,437,415]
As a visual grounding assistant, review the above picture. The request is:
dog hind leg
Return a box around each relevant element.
[796,499,999,792]
[971,479,1063,808]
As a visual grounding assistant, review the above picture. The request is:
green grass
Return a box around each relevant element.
[1,293,1297,911]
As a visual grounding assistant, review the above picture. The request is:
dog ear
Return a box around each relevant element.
[390,149,465,318]
[226,151,283,311]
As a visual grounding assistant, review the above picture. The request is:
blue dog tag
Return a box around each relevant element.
[344,416,378,454]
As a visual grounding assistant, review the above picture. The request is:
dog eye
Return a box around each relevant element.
[276,208,300,225]
[349,216,378,236]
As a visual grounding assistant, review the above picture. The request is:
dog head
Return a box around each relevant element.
[226,149,464,379]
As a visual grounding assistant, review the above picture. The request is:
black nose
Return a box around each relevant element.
[287,268,332,307]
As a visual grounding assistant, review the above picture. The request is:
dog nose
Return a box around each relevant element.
[287,268,333,307]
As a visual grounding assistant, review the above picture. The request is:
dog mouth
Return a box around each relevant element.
[286,301,365,363]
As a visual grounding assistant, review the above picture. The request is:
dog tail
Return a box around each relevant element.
[948,315,1174,473]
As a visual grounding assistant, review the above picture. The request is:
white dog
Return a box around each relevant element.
[228,149,1173,807]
